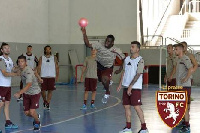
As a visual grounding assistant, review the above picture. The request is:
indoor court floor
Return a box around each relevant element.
[0,83,200,133]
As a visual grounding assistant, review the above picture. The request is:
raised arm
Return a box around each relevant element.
[81,27,92,48]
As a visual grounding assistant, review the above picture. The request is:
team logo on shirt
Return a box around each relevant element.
[156,91,187,128]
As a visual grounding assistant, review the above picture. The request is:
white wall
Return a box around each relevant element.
[0,0,48,44]
[49,0,137,44]
[0,0,138,44]
[48,0,71,44]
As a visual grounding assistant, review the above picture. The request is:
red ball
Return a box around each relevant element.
[78,18,88,27]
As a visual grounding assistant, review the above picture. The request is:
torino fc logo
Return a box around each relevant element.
[156,91,187,128]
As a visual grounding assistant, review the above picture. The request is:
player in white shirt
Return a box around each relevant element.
[117,41,148,133]
[38,45,59,110]
[0,42,19,130]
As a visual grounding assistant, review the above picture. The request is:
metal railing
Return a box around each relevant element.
[179,0,200,14]
[142,35,164,46]
[165,37,195,54]
[141,35,165,90]
[189,0,200,13]
[181,29,191,38]
[141,35,198,89]
[179,0,188,15]
[152,0,172,40]
[181,29,200,40]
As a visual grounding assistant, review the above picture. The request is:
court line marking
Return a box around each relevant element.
[11,91,121,133]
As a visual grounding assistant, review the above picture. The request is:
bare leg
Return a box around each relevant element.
[134,105,145,124]
[124,105,131,123]
[84,91,89,101]
[0,102,5,116]
[4,101,10,121]
[184,104,190,122]
[41,91,47,102]
[91,91,96,100]
[47,90,53,103]
[30,109,39,122]
[102,75,110,94]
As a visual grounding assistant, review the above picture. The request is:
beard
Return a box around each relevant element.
[4,52,10,55]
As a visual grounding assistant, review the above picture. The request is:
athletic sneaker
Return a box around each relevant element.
[32,114,41,126]
[46,103,50,110]
[33,122,40,131]
[90,104,97,109]
[138,129,149,133]
[43,102,46,109]
[179,126,190,133]
[80,104,87,110]
[119,127,132,133]
[0,129,2,133]
[5,123,18,129]
[102,94,110,104]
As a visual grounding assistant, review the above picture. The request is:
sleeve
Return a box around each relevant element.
[91,42,101,50]
[83,57,87,67]
[137,58,144,73]
[113,47,125,60]
[25,68,33,83]
[173,56,178,66]
[183,57,193,69]
[0,59,6,70]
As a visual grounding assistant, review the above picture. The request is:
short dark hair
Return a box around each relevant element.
[0,42,9,56]
[181,41,187,47]
[107,34,115,42]
[17,55,26,65]
[174,43,184,49]
[1,42,9,50]
[44,45,51,55]
[167,44,173,48]
[18,55,26,60]
[27,45,32,48]
[131,41,141,50]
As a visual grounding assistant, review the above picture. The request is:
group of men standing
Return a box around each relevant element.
[0,43,59,131]
[165,42,198,133]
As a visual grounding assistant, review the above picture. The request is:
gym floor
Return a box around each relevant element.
[0,83,200,133]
